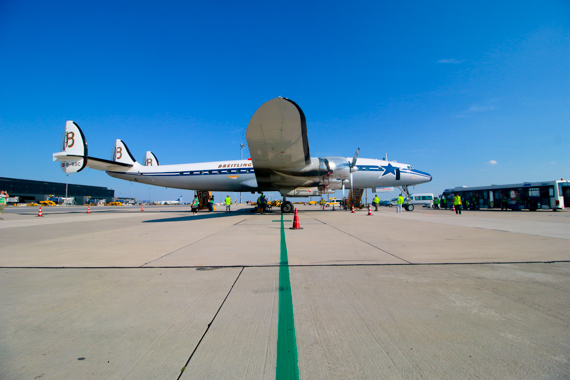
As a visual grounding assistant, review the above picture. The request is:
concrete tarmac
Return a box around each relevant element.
[1,204,569,379]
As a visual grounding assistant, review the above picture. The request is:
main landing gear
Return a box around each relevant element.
[280,198,295,213]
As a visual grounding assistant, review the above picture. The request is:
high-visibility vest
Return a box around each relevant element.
[0,196,6,205]
[192,198,199,206]
[454,196,462,205]
[373,197,379,204]
[225,197,231,205]
[397,196,404,204]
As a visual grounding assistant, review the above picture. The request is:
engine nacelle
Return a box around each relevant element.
[319,157,351,179]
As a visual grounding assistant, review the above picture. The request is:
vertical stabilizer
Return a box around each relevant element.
[113,139,138,165]
[144,151,159,166]
[54,121,88,173]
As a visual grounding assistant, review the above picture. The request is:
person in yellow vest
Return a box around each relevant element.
[225,195,232,213]
[454,194,462,215]
[372,195,380,211]
[396,194,404,213]
[208,196,214,212]
[191,195,199,215]
[0,190,8,219]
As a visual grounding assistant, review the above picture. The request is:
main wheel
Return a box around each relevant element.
[281,201,294,213]
[404,204,415,212]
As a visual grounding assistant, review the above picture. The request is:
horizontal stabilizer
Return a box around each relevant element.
[53,121,135,173]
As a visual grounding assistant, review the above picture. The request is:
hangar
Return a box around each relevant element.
[0,177,115,205]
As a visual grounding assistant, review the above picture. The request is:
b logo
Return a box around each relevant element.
[146,158,153,166]
[116,147,123,160]
[64,131,75,148]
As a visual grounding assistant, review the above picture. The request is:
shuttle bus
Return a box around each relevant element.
[441,180,570,211]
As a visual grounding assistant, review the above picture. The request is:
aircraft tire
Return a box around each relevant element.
[404,204,414,212]
[281,201,294,213]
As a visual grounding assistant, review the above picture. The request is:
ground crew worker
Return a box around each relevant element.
[0,190,8,219]
[257,192,266,215]
[396,194,404,213]
[442,196,447,209]
[372,195,380,211]
[225,195,232,213]
[501,194,508,211]
[464,198,469,211]
[472,196,477,210]
[208,196,214,212]
[454,194,462,215]
[434,197,440,209]
[191,195,199,215]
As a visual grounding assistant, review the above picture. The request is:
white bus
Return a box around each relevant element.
[441,180,570,211]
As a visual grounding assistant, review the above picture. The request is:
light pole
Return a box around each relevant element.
[240,143,245,204]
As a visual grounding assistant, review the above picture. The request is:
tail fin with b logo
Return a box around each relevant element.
[144,151,159,166]
[113,139,138,166]
[52,121,88,173]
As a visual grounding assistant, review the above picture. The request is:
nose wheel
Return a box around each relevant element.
[281,201,294,213]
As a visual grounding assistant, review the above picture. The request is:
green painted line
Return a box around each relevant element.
[276,213,299,380]
[273,220,292,222]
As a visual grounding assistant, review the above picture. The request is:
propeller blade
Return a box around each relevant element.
[350,148,360,169]
[350,172,353,191]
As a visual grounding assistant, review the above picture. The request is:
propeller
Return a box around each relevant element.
[349,148,359,193]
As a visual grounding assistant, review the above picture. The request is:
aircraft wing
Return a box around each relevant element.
[246,98,311,171]
[246,98,314,190]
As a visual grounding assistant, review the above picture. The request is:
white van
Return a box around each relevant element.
[390,193,434,210]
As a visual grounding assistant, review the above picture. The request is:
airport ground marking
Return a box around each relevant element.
[177,266,244,380]
[276,213,300,380]
[314,217,413,264]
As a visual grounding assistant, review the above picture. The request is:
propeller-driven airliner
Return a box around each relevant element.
[53,97,432,213]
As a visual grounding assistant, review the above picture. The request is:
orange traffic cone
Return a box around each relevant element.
[452,205,455,212]
[322,204,325,210]
[141,204,144,212]
[290,208,303,230]
[351,205,355,213]
[37,206,43,217]
[367,204,373,216]
[87,205,91,214]
[332,204,335,211]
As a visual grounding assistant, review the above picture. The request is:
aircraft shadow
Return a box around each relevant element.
[142,208,277,223]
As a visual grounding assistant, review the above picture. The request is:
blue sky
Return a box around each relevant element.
[1,1,568,202]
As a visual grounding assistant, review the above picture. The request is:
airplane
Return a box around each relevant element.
[53,97,432,213]
[155,196,183,205]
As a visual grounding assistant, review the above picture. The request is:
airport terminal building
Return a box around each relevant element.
[0,177,115,204]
